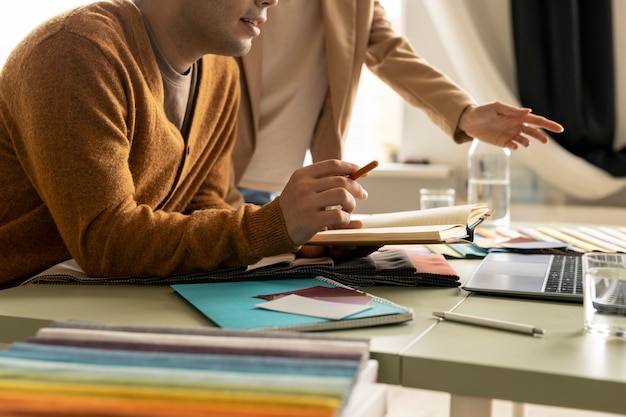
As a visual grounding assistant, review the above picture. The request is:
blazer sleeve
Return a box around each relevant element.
[364,1,476,143]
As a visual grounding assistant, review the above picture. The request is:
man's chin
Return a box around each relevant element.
[231,41,253,57]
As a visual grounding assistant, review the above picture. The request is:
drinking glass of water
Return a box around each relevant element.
[419,188,455,210]
[583,252,626,337]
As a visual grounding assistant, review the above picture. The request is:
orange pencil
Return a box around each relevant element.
[348,160,378,180]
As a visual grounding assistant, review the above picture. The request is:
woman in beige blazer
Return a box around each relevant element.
[229,0,562,206]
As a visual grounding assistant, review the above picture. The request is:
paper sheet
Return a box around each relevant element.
[256,294,373,320]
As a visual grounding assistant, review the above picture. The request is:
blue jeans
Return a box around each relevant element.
[238,187,281,206]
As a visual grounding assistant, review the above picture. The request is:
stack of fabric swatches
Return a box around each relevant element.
[0,320,370,416]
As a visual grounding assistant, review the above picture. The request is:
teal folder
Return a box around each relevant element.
[172,277,413,331]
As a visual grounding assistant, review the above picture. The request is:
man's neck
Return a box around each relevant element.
[132,0,193,74]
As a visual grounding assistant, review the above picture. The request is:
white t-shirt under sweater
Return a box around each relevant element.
[239,0,328,193]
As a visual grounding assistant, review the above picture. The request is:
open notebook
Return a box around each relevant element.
[308,203,491,245]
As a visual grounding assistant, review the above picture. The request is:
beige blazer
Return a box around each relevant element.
[229,0,476,203]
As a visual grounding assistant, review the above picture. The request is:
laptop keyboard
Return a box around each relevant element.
[543,255,583,295]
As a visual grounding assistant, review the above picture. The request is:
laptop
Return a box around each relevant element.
[462,252,583,302]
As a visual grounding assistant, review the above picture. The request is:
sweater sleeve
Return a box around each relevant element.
[364,1,476,144]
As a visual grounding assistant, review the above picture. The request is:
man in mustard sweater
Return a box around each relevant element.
[0,0,370,288]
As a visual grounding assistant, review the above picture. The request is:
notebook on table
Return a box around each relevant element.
[172,276,414,332]
[462,252,583,302]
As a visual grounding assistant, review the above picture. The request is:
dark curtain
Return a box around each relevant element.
[511,0,626,176]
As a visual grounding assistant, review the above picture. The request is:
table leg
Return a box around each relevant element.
[449,395,492,417]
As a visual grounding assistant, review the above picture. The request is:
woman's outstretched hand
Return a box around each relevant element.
[458,101,564,150]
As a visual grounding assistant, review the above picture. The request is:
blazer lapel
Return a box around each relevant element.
[321,0,358,128]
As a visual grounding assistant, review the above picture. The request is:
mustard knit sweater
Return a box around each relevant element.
[0,0,298,287]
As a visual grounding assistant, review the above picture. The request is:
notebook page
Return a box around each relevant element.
[359,204,479,228]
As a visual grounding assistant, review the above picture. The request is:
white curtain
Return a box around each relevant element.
[613,0,626,151]
[421,0,626,200]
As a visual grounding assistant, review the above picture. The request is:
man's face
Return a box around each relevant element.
[178,0,275,57]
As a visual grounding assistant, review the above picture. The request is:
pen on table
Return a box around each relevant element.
[432,311,545,337]
[348,160,379,180]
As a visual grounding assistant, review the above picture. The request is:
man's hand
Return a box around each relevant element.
[278,159,369,246]
[458,101,564,150]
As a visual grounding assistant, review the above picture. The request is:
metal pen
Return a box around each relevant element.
[432,311,545,336]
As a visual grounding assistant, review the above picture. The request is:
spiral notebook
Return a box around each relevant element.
[172,277,414,332]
